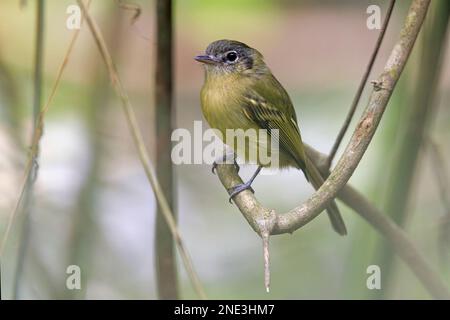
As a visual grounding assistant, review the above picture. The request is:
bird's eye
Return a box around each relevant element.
[226,51,238,62]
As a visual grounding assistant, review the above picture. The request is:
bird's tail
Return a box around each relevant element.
[303,156,347,236]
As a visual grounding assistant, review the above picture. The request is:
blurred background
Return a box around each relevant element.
[0,0,449,299]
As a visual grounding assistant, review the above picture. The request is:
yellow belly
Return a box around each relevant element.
[200,77,284,168]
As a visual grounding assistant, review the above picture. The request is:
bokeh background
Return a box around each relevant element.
[0,0,449,299]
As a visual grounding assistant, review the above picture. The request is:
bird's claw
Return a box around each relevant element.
[228,182,254,204]
[211,160,240,175]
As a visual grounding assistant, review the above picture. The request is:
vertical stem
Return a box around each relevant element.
[13,0,45,299]
[327,0,396,167]
[155,0,178,299]
[377,0,450,298]
[33,0,45,130]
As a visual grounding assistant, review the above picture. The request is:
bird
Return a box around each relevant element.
[195,39,347,235]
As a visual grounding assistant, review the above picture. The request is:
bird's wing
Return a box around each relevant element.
[242,75,307,170]
[242,75,347,235]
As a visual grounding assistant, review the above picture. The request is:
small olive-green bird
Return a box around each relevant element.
[195,39,347,235]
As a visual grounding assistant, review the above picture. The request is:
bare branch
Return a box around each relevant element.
[221,0,431,234]
[213,0,449,298]
[327,0,396,168]
[13,0,46,298]
[276,0,430,232]
[77,0,206,299]
[0,1,87,256]
[217,144,450,299]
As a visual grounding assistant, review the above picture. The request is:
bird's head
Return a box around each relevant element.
[195,39,266,77]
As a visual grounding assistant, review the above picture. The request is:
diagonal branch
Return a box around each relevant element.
[327,0,396,168]
[0,1,86,257]
[221,0,431,235]
[77,0,206,299]
[213,0,449,298]
[13,0,46,299]
[216,144,450,299]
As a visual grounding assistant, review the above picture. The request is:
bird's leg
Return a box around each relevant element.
[228,166,262,203]
[212,153,240,174]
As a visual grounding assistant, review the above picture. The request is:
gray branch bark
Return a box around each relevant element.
[154,0,178,299]
[214,0,449,299]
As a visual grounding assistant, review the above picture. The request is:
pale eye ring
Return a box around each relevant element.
[225,51,238,62]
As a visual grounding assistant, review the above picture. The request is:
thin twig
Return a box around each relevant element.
[65,2,115,300]
[221,0,430,235]
[327,0,396,168]
[0,0,90,258]
[77,0,206,299]
[262,234,270,293]
[312,145,450,300]
[32,0,45,126]
[216,144,450,299]
[214,0,446,298]
[116,0,141,24]
[12,0,46,298]
[260,209,276,292]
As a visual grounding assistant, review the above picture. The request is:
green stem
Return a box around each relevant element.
[13,0,45,299]
[155,0,178,299]
[376,0,450,298]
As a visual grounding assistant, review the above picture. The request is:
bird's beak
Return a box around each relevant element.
[194,55,218,65]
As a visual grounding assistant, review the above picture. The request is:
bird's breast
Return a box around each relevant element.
[200,74,255,134]
[200,74,280,166]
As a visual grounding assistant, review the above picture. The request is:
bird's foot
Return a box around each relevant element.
[212,158,240,175]
[228,181,254,203]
